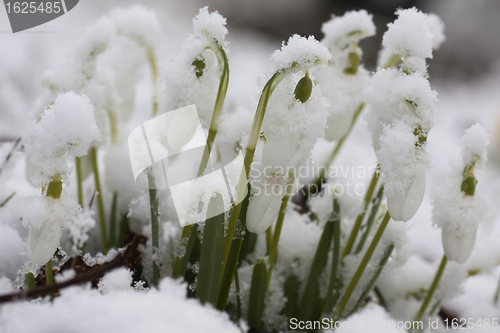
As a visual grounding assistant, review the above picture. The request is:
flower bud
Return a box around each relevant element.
[387,170,426,222]
[192,57,206,78]
[246,190,284,235]
[28,219,63,266]
[294,71,312,103]
[442,227,477,264]
[343,51,359,75]
[246,176,287,234]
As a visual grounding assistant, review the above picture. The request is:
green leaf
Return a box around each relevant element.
[282,274,301,319]
[197,193,225,305]
[0,192,15,209]
[109,191,118,248]
[216,185,251,310]
[349,244,394,316]
[24,272,36,290]
[322,199,341,314]
[354,185,384,254]
[248,259,267,330]
[298,205,336,321]
[294,71,312,103]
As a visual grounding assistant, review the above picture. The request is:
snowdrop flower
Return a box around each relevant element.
[164,7,229,128]
[261,69,328,176]
[246,175,287,234]
[26,91,101,187]
[23,195,79,265]
[432,124,491,264]
[365,10,442,222]
[319,10,375,141]
[24,92,100,265]
[378,7,445,71]
[246,35,330,234]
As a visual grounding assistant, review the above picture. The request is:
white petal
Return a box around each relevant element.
[442,228,477,264]
[401,171,426,221]
[387,171,426,222]
[387,190,404,221]
[28,221,63,266]
[324,112,352,142]
[246,192,284,234]
[262,133,303,175]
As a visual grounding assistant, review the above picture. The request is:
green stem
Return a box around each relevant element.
[75,157,83,207]
[196,40,229,176]
[234,268,242,320]
[415,255,448,322]
[354,185,384,254]
[109,191,118,248]
[175,39,230,275]
[342,167,379,258]
[315,103,365,185]
[90,147,109,254]
[148,171,160,287]
[495,273,500,304]
[265,227,273,254]
[147,47,159,117]
[222,60,325,268]
[335,211,391,318]
[0,192,15,209]
[45,260,53,286]
[267,175,294,289]
[322,200,341,314]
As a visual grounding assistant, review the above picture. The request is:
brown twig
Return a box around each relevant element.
[0,233,145,304]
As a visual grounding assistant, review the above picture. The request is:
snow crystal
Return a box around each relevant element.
[0,222,25,280]
[28,92,101,186]
[321,10,376,51]
[364,68,437,151]
[98,267,133,294]
[0,277,239,333]
[270,35,331,72]
[261,72,329,159]
[66,209,96,254]
[0,277,14,296]
[162,8,227,128]
[432,176,490,237]
[382,8,441,60]
[55,269,76,283]
[193,6,228,47]
[377,121,430,195]
[108,5,160,50]
[22,194,79,230]
[460,123,490,167]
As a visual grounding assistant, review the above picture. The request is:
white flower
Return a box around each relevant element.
[28,219,64,266]
[262,132,303,176]
[432,124,490,264]
[386,170,426,222]
[246,176,286,234]
[23,195,79,265]
[26,91,101,187]
[441,227,478,264]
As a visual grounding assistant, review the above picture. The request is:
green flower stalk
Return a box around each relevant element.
[222,52,329,268]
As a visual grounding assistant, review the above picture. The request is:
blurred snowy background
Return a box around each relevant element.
[1,0,500,330]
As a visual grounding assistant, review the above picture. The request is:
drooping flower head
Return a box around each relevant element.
[432,124,491,264]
